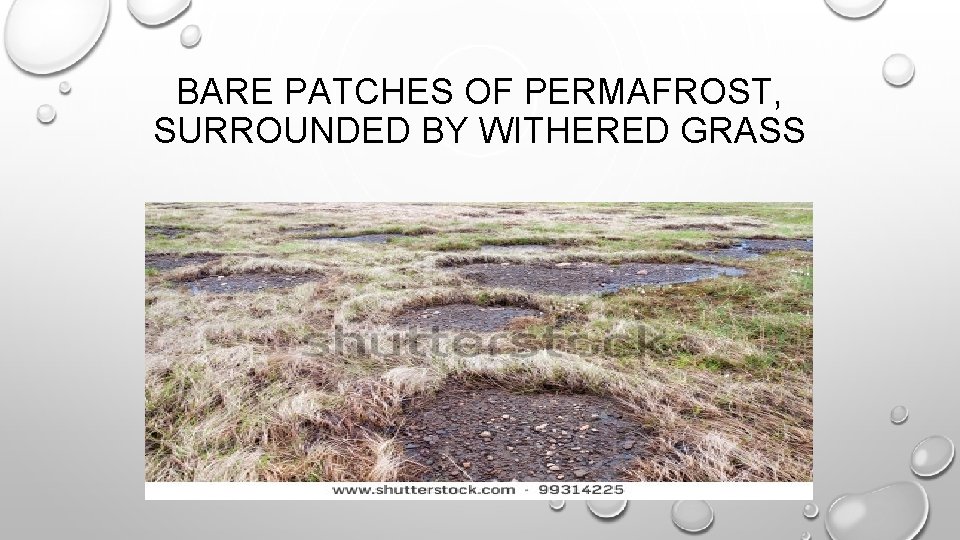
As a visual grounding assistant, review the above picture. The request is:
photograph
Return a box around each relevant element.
[145,202,813,483]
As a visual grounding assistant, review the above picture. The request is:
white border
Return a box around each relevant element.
[145,482,813,501]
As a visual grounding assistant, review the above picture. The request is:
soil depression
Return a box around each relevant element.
[457,261,744,295]
[399,385,647,482]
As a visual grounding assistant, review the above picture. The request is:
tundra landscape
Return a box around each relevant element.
[145,202,813,482]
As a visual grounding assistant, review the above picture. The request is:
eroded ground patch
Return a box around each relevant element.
[182,272,322,294]
[742,238,813,252]
[457,262,744,295]
[145,253,221,271]
[399,385,647,481]
[392,303,542,333]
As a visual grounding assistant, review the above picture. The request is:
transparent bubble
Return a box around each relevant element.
[890,406,909,425]
[586,500,627,519]
[4,0,110,74]
[883,54,915,87]
[910,435,955,477]
[128,0,191,26]
[36,104,56,124]
[824,0,886,18]
[548,500,565,511]
[803,502,820,519]
[59,81,71,94]
[671,500,714,533]
[801,533,812,540]
[180,24,201,48]
[825,481,928,540]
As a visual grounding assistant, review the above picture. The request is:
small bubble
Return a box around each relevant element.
[548,500,565,511]
[910,435,955,478]
[586,500,627,519]
[825,481,928,540]
[671,500,714,533]
[4,0,110,74]
[128,0,191,26]
[824,0,886,18]
[890,406,909,425]
[801,533,812,540]
[803,503,820,519]
[59,81,72,94]
[36,104,56,124]
[180,24,202,48]
[883,54,915,87]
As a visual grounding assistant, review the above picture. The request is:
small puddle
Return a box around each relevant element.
[145,253,220,271]
[393,303,542,332]
[399,385,646,482]
[457,262,744,295]
[182,272,322,294]
[695,238,813,260]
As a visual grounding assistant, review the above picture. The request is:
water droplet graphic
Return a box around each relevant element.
[59,81,71,94]
[548,500,565,511]
[824,0,885,18]
[803,502,820,519]
[671,500,714,533]
[883,54,915,87]
[890,406,909,425]
[825,481,928,540]
[910,435,955,477]
[4,0,110,74]
[586,500,627,519]
[36,104,56,124]
[180,24,201,48]
[128,0,191,26]
[801,533,812,540]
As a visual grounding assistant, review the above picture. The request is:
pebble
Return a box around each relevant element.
[574,468,589,478]
[479,431,492,438]
[622,440,635,450]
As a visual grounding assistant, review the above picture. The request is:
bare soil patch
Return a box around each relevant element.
[457,262,745,295]
[659,223,733,231]
[145,253,221,271]
[392,303,542,333]
[399,385,647,481]
[742,238,813,253]
[182,272,322,294]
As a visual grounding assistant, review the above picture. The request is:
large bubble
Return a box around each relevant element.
[127,0,191,26]
[4,0,110,74]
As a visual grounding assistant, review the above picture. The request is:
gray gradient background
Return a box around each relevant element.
[1,0,959,538]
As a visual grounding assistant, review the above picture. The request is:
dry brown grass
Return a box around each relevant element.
[145,202,812,482]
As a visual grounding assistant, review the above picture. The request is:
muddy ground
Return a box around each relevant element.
[145,225,191,238]
[399,385,647,481]
[457,262,745,295]
[392,303,543,333]
[145,253,221,271]
[741,238,813,252]
[182,272,322,294]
